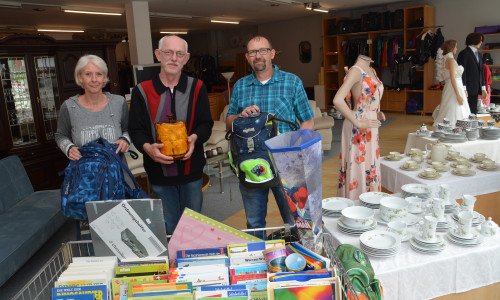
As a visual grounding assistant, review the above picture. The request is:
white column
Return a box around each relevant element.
[125,1,154,65]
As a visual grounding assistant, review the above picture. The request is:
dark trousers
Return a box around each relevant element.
[468,94,478,114]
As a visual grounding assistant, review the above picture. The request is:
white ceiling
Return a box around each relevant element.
[0,0,412,36]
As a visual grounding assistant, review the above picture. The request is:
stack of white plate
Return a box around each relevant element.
[451,210,485,227]
[441,133,468,143]
[359,230,401,257]
[401,184,431,199]
[410,234,446,254]
[373,209,421,226]
[447,229,484,247]
[359,192,389,209]
[444,200,459,213]
[322,197,354,217]
[337,218,377,235]
[435,215,452,231]
[480,127,500,140]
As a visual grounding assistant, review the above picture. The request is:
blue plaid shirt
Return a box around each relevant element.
[227,65,314,133]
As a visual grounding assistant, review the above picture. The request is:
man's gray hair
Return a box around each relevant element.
[158,35,189,53]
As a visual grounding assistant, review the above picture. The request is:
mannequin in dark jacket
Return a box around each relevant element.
[457,32,488,114]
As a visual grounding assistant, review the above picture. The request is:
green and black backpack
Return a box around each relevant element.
[225,112,297,189]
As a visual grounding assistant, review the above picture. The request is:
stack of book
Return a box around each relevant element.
[112,257,170,299]
[196,284,250,300]
[169,247,230,287]
[126,281,194,299]
[52,256,118,300]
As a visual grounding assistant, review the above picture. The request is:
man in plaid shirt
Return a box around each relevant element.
[226,35,314,238]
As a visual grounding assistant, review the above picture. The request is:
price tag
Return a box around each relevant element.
[367,39,372,45]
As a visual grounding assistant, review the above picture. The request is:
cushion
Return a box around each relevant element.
[314,116,335,130]
[212,120,227,132]
[0,189,66,286]
[207,130,227,145]
[0,156,34,212]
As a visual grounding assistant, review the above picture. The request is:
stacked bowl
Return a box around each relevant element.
[479,127,500,140]
[337,206,377,235]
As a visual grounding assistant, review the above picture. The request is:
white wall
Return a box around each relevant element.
[258,15,323,87]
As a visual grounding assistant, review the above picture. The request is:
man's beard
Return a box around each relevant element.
[252,59,266,72]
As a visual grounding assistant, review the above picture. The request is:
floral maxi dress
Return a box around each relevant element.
[337,66,384,200]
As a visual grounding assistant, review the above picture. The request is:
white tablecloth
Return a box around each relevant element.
[404,132,500,163]
[380,156,500,200]
[324,215,500,300]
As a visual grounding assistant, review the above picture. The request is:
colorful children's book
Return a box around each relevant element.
[111,274,168,300]
[273,283,336,300]
[52,285,107,300]
[177,247,227,259]
[197,289,249,300]
[176,257,230,268]
[227,240,285,257]
[168,208,262,265]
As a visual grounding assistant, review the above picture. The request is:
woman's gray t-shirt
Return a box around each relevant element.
[55,92,130,156]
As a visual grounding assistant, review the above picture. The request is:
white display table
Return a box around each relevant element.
[324,215,500,300]
[380,156,500,200]
[404,133,500,163]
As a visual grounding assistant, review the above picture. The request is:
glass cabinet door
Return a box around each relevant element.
[0,57,37,146]
[34,56,59,140]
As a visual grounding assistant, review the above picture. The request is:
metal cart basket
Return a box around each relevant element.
[13,225,358,300]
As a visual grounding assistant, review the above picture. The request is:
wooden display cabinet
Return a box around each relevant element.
[0,35,120,190]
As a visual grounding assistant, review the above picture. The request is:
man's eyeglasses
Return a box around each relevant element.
[247,48,272,57]
[159,50,187,58]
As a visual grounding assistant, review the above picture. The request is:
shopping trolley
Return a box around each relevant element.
[13,225,358,300]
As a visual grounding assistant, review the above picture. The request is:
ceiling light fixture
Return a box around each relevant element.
[37,28,85,33]
[0,1,21,8]
[210,18,239,25]
[304,2,329,13]
[150,12,193,19]
[61,6,123,16]
[160,31,189,35]
[262,0,293,5]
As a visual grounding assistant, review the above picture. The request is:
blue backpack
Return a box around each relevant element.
[225,112,297,189]
[61,138,149,220]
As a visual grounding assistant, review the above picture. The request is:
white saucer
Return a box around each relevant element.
[451,169,476,177]
[418,172,442,180]
[413,233,443,245]
[408,208,423,214]
[477,164,500,171]
[451,161,472,168]
[400,165,422,171]
[338,218,377,231]
[449,228,475,240]
[373,210,420,226]
[384,155,404,161]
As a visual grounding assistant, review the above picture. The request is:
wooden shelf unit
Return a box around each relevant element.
[321,5,437,113]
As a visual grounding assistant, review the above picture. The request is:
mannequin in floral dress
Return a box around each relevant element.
[333,55,386,200]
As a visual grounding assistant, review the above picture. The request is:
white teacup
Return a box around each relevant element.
[461,194,477,212]
[431,161,444,169]
[405,196,423,213]
[409,148,423,156]
[423,167,437,177]
[427,197,445,220]
[448,150,459,159]
[455,157,468,165]
[481,159,495,168]
[404,160,418,169]
[456,164,469,174]
[473,153,486,161]
[439,184,452,203]
[487,120,495,127]
[389,151,401,158]
[491,103,496,109]
[418,216,438,241]
[455,211,473,238]
[387,220,407,238]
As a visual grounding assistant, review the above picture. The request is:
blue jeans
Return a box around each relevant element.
[239,182,294,240]
[151,178,203,235]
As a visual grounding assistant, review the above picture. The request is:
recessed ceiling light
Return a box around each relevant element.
[37,28,85,33]
[61,6,123,16]
[210,18,239,25]
[160,31,189,35]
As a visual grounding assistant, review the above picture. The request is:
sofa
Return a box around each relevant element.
[205,101,334,153]
[0,155,67,286]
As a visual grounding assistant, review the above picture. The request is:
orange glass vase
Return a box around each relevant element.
[155,115,188,159]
